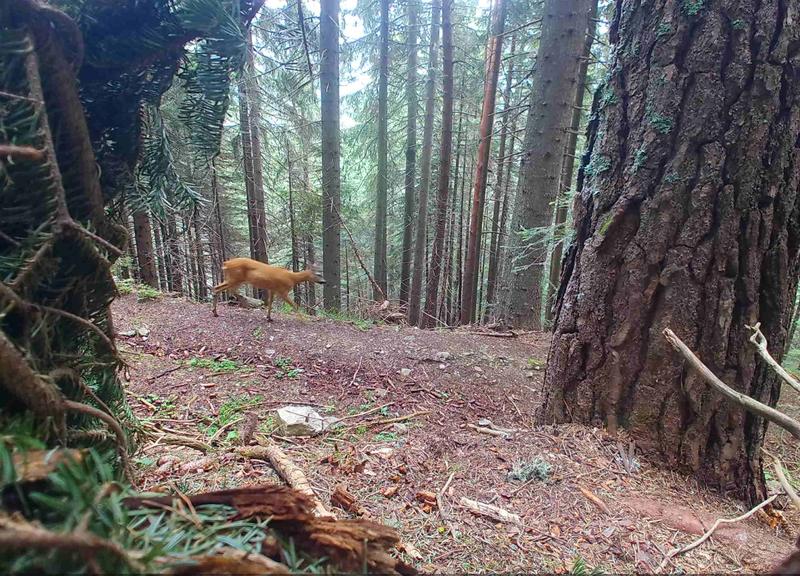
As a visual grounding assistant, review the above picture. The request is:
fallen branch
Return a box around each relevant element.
[0,516,142,571]
[578,485,610,514]
[237,444,334,518]
[762,448,800,511]
[746,322,800,394]
[656,494,778,572]
[663,328,800,440]
[340,402,395,421]
[148,433,210,453]
[459,496,521,525]
[467,424,510,438]
[437,473,458,539]
[363,410,429,428]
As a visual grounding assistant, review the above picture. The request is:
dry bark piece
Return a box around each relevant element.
[331,484,365,516]
[123,485,314,521]
[169,553,289,575]
[578,485,610,514]
[9,449,84,484]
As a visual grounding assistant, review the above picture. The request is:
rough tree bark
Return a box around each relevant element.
[245,27,269,266]
[544,0,598,326]
[408,0,441,325]
[320,0,342,310]
[165,212,183,295]
[499,0,594,329]
[192,207,208,300]
[399,0,418,308]
[132,209,158,288]
[210,160,227,284]
[461,0,507,325]
[373,0,390,300]
[485,35,516,317]
[542,0,800,504]
[420,0,453,328]
[154,218,169,290]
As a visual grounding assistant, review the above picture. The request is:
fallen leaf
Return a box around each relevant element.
[382,486,399,498]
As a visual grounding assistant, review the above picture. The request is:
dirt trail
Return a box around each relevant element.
[114,294,795,574]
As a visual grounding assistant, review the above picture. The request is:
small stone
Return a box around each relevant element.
[373,388,389,398]
[474,366,483,373]
[391,423,408,434]
[400,368,412,377]
[137,326,150,337]
[119,329,137,337]
[525,370,535,378]
[438,364,446,370]
[435,351,451,361]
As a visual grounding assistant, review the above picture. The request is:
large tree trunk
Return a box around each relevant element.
[499,0,594,329]
[542,0,800,504]
[544,0,598,326]
[420,0,454,328]
[132,208,158,288]
[399,0,418,308]
[461,0,507,325]
[320,0,342,310]
[485,35,516,318]
[373,0,390,300]
[408,0,441,325]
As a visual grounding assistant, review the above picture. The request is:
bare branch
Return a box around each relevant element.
[762,447,800,512]
[746,322,800,394]
[662,328,800,440]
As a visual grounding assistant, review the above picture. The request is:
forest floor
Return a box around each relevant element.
[114,293,798,574]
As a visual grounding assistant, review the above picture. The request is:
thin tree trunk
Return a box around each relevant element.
[165,212,183,295]
[446,92,465,324]
[543,0,800,504]
[193,207,208,300]
[485,35,516,316]
[154,219,169,291]
[408,0,441,325]
[238,71,257,262]
[184,214,198,299]
[461,0,507,325]
[211,160,226,284]
[499,0,593,329]
[124,209,139,281]
[132,209,158,288]
[373,0,390,300]
[287,141,301,302]
[544,0,598,326]
[306,233,317,313]
[399,0,418,308]
[420,0,453,328]
[345,244,351,312]
[246,27,269,266]
[320,0,342,310]
[493,113,518,308]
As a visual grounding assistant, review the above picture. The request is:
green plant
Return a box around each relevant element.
[319,309,375,331]
[187,357,243,372]
[570,555,604,576]
[252,326,264,338]
[527,358,545,370]
[656,23,673,38]
[136,284,161,301]
[374,431,398,442]
[648,111,673,134]
[274,356,301,379]
[683,0,705,16]
[632,146,648,173]
[116,277,136,295]
[598,213,615,237]
[203,395,262,438]
[585,154,611,178]
[508,458,552,482]
[732,18,746,30]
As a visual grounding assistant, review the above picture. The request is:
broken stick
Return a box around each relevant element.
[460,496,521,525]
[238,445,335,518]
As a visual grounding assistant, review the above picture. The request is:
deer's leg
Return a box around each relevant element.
[266,291,275,322]
[277,292,300,314]
[211,282,229,317]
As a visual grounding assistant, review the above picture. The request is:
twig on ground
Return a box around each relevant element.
[340,402,395,421]
[344,411,430,431]
[147,365,183,382]
[578,485,610,514]
[437,472,458,540]
[655,494,778,572]
[467,423,510,438]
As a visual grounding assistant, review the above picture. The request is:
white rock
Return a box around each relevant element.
[399,368,412,377]
[435,351,451,361]
[276,405,340,436]
[137,326,150,337]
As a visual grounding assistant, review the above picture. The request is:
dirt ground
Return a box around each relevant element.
[113,294,798,574]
